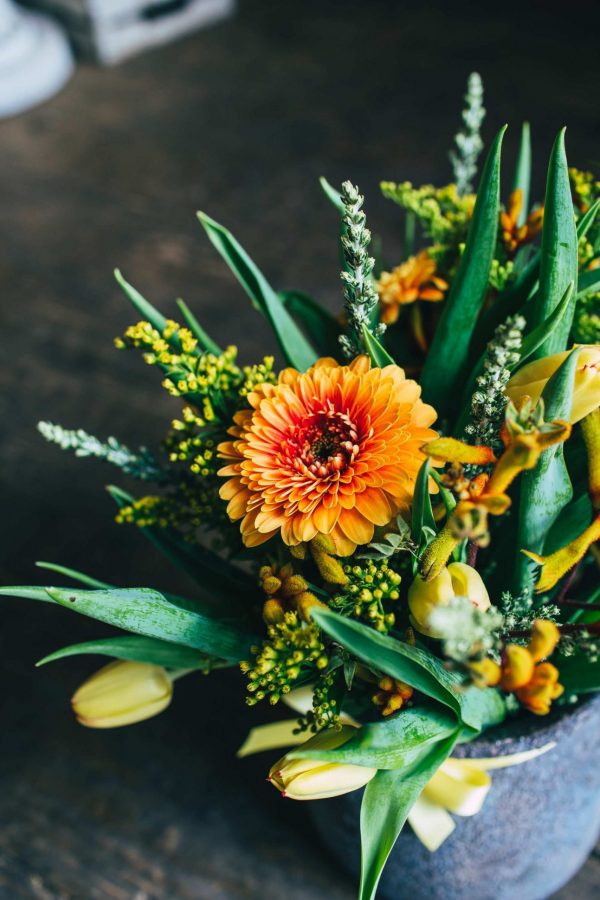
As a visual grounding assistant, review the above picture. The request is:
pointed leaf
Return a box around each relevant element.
[114,269,168,334]
[516,348,581,585]
[359,734,458,900]
[36,561,113,590]
[319,176,345,213]
[361,324,396,367]
[576,198,600,243]
[420,127,506,412]
[37,635,222,669]
[0,585,257,660]
[176,299,222,355]
[107,485,254,609]
[512,122,532,226]
[280,290,340,356]
[528,129,578,358]
[288,705,457,769]
[197,212,318,371]
[411,458,436,549]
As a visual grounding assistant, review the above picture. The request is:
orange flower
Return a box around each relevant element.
[218,356,437,555]
[377,251,448,325]
[500,189,544,254]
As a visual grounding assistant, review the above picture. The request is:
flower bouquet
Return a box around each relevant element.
[4,75,599,899]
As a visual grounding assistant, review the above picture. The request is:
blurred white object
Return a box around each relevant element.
[30,0,235,65]
[0,0,73,118]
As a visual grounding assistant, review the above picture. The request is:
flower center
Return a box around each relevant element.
[287,406,360,478]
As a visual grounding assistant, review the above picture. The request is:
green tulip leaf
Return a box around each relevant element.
[420,126,506,413]
[359,734,459,900]
[37,634,227,669]
[197,212,318,371]
[288,705,458,770]
[114,269,168,335]
[280,290,340,356]
[512,122,532,227]
[362,324,396,367]
[175,299,222,355]
[0,585,257,661]
[515,348,581,586]
[527,129,578,358]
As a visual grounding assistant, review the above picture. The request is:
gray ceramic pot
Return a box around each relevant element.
[309,693,600,899]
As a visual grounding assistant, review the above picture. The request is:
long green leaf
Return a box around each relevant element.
[576,198,600,243]
[197,212,318,371]
[114,269,168,334]
[577,267,600,298]
[528,129,578,358]
[512,122,532,227]
[280,290,340,357]
[471,250,540,357]
[288,705,457,769]
[420,127,506,413]
[0,585,256,660]
[361,324,396,367]
[107,485,254,607]
[35,562,113,590]
[175,299,222,355]
[319,176,344,213]
[515,348,580,586]
[555,653,600,693]
[411,458,436,548]
[359,734,458,900]
[312,609,462,720]
[37,635,220,669]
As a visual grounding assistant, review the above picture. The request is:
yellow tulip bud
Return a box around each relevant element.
[505,344,600,424]
[268,726,376,800]
[71,660,173,729]
[408,562,490,637]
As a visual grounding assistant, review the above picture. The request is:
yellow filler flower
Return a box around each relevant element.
[71,660,173,728]
[218,356,437,555]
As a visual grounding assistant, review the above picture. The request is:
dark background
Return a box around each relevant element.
[1,1,599,896]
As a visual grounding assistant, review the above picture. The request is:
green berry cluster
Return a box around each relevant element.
[241,612,328,706]
[331,560,401,632]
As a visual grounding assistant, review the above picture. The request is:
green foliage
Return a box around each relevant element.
[359,735,458,900]
[197,211,318,371]
[512,122,532,226]
[420,127,506,416]
[528,130,578,358]
[0,585,257,661]
[515,349,580,587]
[37,635,225,670]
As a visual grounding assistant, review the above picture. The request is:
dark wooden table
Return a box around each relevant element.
[1,1,598,896]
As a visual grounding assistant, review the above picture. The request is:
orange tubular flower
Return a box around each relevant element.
[500,189,544,254]
[377,251,448,325]
[218,356,437,555]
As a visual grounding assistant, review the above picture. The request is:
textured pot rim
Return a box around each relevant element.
[454,691,600,758]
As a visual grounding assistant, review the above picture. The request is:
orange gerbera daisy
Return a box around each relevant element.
[218,356,437,555]
[377,250,448,325]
